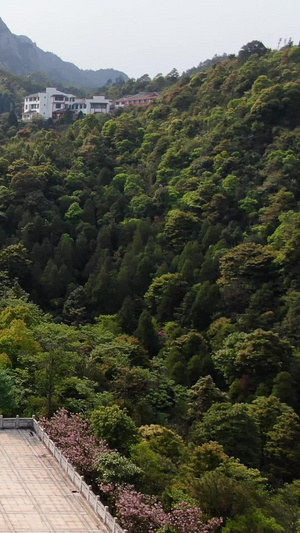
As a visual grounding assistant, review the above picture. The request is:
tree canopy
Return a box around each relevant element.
[1,41,300,531]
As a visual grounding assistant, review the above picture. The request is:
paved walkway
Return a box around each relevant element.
[0,429,108,532]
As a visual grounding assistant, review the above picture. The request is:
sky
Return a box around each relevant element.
[1,0,300,79]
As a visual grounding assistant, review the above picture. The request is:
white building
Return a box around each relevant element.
[69,95,112,116]
[22,88,111,121]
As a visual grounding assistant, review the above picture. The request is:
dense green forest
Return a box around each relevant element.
[1,41,300,531]
[100,54,232,99]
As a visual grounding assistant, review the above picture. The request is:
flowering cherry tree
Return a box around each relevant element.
[115,486,222,533]
[167,503,222,533]
[40,408,110,478]
[116,486,168,533]
[41,411,223,532]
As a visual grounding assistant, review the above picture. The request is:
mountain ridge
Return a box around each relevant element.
[0,18,128,88]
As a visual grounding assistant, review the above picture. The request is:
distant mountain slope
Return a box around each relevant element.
[0,18,128,88]
[0,68,46,114]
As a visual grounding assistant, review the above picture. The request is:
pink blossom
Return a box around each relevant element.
[41,411,223,533]
[40,409,110,478]
[167,503,222,533]
[115,486,222,533]
[116,485,168,533]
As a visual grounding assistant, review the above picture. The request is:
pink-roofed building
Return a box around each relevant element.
[113,92,160,109]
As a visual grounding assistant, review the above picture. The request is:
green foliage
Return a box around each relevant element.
[223,511,283,533]
[238,40,269,61]
[139,425,186,464]
[0,43,300,527]
[65,202,83,221]
[189,442,228,476]
[136,310,159,356]
[145,274,187,323]
[164,210,199,249]
[195,463,265,520]
[248,396,300,481]
[218,243,276,311]
[270,480,300,532]
[188,376,228,422]
[164,331,211,386]
[0,369,15,412]
[213,330,293,393]
[96,451,142,485]
[265,409,300,482]
[91,405,140,455]
[0,244,32,279]
[0,319,40,366]
[131,439,177,496]
[192,403,261,468]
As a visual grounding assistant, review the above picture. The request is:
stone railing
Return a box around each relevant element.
[0,416,34,429]
[0,417,127,533]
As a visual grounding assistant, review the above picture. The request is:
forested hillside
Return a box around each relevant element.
[1,41,300,531]
[0,68,47,115]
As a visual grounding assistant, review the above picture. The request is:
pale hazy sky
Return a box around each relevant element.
[1,0,300,78]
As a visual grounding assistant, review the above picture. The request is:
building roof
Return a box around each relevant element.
[114,92,160,103]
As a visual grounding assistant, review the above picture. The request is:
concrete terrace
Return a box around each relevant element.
[0,429,108,533]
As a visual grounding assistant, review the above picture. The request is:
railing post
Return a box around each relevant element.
[104,506,109,525]
[113,517,118,533]
[0,415,3,429]
[95,495,100,512]
[15,415,19,429]
[80,475,84,492]
[88,485,92,502]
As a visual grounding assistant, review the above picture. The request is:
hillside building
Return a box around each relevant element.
[22,88,111,121]
[113,92,160,109]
